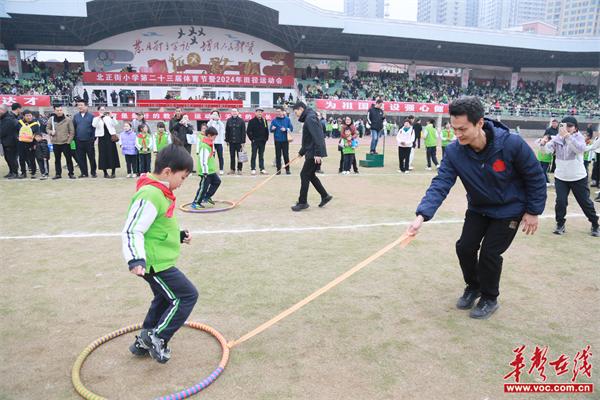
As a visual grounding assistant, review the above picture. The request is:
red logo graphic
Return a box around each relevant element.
[493,159,506,172]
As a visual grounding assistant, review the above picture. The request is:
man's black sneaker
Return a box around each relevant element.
[91,173,98,178]
[553,224,566,235]
[78,174,88,178]
[3,173,11,178]
[69,174,76,179]
[469,298,499,319]
[6,173,18,180]
[595,196,600,203]
[456,287,481,309]
[18,174,26,179]
[129,329,150,356]
[291,203,309,212]
[52,175,62,180]
[286,170,291,175]
[30,174,37,179]
[276,171,281,175]
[318,195,333,208]
[142,329,171,364]
[591,226,600,237]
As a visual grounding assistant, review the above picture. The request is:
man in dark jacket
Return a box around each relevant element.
[246,108,269,175]
[168,107,183,134]
[367,100,384,154]
[412,118,423,149]
[72,100,97,178]
[407,97,547,320]
[0,104,20,179]
[291,102,332,211]
[225,108,246,175]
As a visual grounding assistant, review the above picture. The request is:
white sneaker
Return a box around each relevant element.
[397,169,402,173]
[251,170,257,175]
[426,167,432,171]
[404,171,409,174]
[260,169,268,175]
[219,170,224,175]
[409,166,414,170]
[546,183,552,187]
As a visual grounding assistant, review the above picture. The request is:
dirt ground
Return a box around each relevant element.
[0,139,598,400]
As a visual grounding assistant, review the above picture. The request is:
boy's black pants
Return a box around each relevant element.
[426,146,438,168]
[194,173,221,204]
[138,153,152,174]
[125,154,138,175]
[142,267,198,343]
[36,157,49,175]
[455,210,521,301]
[17,141,35,175]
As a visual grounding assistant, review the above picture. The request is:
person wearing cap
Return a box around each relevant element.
[224,108,246,175]
[538,116,599,237]
[291,101,332,211]
[246,108,269,175]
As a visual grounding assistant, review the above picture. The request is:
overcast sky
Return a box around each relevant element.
[305,0,419,21]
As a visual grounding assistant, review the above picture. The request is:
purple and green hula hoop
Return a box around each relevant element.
[72,321,230,400]
[179,200,236,214]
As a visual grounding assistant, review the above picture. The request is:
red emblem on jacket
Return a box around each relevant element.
[493,159,506,172]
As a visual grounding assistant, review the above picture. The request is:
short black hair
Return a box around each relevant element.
[449,96,484,125]
[376,99,383,104]
[429,119,436,125]
[153,144,194,174]
[210,109,220,116]
[11,102,22,111]
[205,126,218,136]
[76,99,86,105]
[292,101,306,110]
[23,109,33,116]
[138,123,149,133]
[34,131,43,137]
[156,121,165,129]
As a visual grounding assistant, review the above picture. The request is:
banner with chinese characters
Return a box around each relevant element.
[105,111,276,122]
[84,26,294,77]
[314,99,449,114]
[0,95,51,107]
[82,72,294,88]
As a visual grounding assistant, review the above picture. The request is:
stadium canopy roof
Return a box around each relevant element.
[1,0,599,69]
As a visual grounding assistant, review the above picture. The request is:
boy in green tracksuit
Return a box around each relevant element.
[191,127,221,209]
[440,122,455,158]
[122,144,196,364]
[424,119,439,170]
[153,122,171,153]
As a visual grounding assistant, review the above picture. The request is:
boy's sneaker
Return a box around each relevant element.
[190,202,205,210]
[30,174,37,179]
[591,225,600,237]
[40,174,48,180]
[251,169,257,175]
[205,198,215,205]
[129,329,150,356]
[426,167,432,171]
[142,329,171,364]
[219,170,224,175]
[553,224,566,235]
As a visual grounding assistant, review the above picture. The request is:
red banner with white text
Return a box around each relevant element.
[314,99,449,114]
[107,111,275,121]
[0,95,52,107]
[83,72,294,87]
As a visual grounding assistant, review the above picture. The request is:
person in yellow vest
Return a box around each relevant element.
[17,109,40,178]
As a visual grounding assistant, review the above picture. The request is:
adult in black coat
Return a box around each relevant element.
[291,102,332,211]
[246,108,269,174]
[0,104,20,178]
[171,114,193,154]
[225,108,246,174]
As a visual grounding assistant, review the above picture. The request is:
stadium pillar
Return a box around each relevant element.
[556,74,564,93]
[436,115,443,130]
[510,71,519,92]
[7,50,22,78]
[460,68,470,89]
[408,63,417,81]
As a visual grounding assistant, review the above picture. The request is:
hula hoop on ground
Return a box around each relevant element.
[179,200,236,214]
[72,321,230,400]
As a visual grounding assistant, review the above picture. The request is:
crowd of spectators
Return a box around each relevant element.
[299,71,600,118]
[0,58,83,98]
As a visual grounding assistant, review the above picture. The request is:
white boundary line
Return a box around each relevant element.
[0,213,584,240]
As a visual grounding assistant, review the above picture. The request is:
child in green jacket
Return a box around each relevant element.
[136,124,154,174]
[121,144,196,364]
[192,127,221,209]
[153,122,171,153]
[440,122,455,158]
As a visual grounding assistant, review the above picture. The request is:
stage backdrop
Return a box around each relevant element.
[84,26,294,77]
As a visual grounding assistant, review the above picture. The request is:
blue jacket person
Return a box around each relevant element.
[406,97,547,319]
